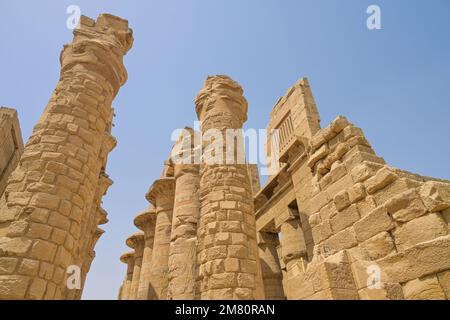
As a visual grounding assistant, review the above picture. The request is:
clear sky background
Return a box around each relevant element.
[0,0,449,299]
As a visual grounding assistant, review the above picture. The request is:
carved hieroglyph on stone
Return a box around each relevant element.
[195,75,265,300]
[0,14,133,299]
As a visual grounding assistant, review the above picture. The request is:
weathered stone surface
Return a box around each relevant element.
[393,213,448,251]
[353,206,394,242]
[323,227,357,251]
[0,13,133,300]
[437,270,450,298]
[403,275,446,300]
[358,283,403,300]
[330,204,360,233]
[420,181,450,212]
[378,235,450,283]
[365,167,398,195]
[334,190,350,211]
[385,189,427,222]
[360,232,395,260]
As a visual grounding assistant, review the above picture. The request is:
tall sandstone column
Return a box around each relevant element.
[257,232,285,300]
[167,135,200,299]
[119,251,135,300]
[0,14,133,299]
[194,75,264,300]
[134,207,156,300]
[146,178,175,299]
[280,215,307,272]
[126,232,145,300]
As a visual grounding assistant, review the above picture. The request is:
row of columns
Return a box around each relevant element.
[119,76,265,300]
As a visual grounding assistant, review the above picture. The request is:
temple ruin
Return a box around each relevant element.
[1,14,450,300]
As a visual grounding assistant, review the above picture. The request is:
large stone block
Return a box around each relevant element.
[393,213,447,251]
[420,181,450,212]
[365,167,398,195]
[358,283,403,300]
[353,206,394,242]
[330,204,360,233]
[360,232,395,260]
[378,235,450,283]
[403,275,446,300]
[323,227,357,251]
[350,162,383,183]
[311,220,332,244]
[0,275,29,299]
[385,189,427,222]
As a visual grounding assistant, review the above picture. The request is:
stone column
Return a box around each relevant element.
[194,75,264,300]
[134,207,157,300]
[0,14,133,299]
[146,178,175,300]
[167,162,200,300]
[257,232,285,300]
[119,251,135,300]
[280,216,307,272]
[126,232,145,300]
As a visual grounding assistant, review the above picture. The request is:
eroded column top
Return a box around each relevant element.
[194,75,248,125]
[60,13,134,93]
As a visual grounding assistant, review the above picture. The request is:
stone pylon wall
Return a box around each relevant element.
[0,14,132,299]
[194,75,264,300]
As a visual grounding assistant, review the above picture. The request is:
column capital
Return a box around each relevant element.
[134,206,157,236]
[194,75,248,125]
[126,232,145,256]
[120,251,135,266]
[146,177,175,209]
[60,14,134,93]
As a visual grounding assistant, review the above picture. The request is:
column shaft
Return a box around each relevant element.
[135,208,156,300]
[280,217,307,271]
[127,233,144,300]
[0,14,132,299]
[167,164,200,299]
[258,232,285,300]
[195,75,264,300]
[146,178,175,299]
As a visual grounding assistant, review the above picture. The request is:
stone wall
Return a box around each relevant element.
[255,78,450,300]
[0,107,24,197]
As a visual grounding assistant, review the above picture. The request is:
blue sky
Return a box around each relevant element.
[1,0,449,299]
